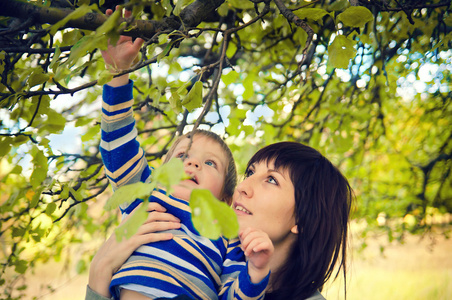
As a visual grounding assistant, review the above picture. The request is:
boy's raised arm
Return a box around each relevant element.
[100,7,148,195]
[101,7,144,87]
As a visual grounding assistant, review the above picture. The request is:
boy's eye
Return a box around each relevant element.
[205,160,217,168]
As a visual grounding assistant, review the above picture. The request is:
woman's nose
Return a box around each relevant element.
[237,177,253,198]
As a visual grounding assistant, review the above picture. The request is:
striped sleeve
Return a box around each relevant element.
[218,239,269,300]
[100,81,152,194]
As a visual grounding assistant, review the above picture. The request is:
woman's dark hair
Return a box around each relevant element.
[164,129,237,205]
[246,142,354,299]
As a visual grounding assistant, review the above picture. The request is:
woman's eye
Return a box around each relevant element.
[205,160,216,168]
[245,169,254,178]
[176,152,185,158]
[268,176,278,185]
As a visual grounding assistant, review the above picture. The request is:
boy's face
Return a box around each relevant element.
[170,134,227,201]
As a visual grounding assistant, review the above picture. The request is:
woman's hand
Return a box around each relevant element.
[239,227,274,284]
[88,202,181,298]
[101,6,145,87]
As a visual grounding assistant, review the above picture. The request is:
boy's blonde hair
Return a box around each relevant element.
[164,130,237,205]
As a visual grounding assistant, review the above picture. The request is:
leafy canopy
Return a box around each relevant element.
[0,0,451,298]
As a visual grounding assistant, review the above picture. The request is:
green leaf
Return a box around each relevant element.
[445,15,452,27]
[30,150,48,189]
[28,70,50,88]
[327,35,357,69]
[10,165,23,175]
[217,2,229,17]
[115,199,149,241]
[76,259,87,274]
[222,70,239,86]
[190,189,239,239]
[241,125,254,136]
[45,202,56,216]
[431,31,452,52]
[14,260,28,274]
[62,5,116,68]
[46,109,67,127]
[169,90,182,114]
[242,72,256,100]
[153,158,186,193]
[337,6,373,28]
[104,182,155,210]
[226,42,237,59]
[69,187,84,202]
[181,81,203,112]
[30,188,41,208]
[81,125,98,143]
[96,8,122,48]
[228,0,254,9]
[63,36,96,68]
[0,137,12,157]
[75,117,93,127]
[49,45,61,73]
[157,41,175,62]
[294,8,330,22]
[97,70,114,86]
[50,4,97,36]
[12,227,25,238]
[174,0,195,16]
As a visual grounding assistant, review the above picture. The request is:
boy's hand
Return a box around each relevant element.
[239,227,274,284]
[101,7,145,86]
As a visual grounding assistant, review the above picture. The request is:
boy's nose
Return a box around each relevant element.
[184,157,200,169]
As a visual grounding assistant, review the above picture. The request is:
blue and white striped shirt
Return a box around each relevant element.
[100,81,269,300]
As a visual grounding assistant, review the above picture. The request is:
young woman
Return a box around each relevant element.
[87,141,354,299]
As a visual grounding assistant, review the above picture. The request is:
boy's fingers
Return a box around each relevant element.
[123,9,132,18]
[136,221,180,235]
[146,202,166,212]
[140,232,174,245]
[133,38,145,51]
[146,211,180,223]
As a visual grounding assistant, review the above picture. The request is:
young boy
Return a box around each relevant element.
[98,8,273,300]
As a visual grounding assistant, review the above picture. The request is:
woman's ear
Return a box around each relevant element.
[290,225,299,234]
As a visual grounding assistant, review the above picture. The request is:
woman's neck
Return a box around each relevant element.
[267,232,297,291]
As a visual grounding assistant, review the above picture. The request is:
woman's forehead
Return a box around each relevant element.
[250,158,291,173]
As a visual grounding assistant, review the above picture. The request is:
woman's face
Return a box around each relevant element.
[232,160,298,247]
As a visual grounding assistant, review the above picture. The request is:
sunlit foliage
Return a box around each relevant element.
[0,0,451,298]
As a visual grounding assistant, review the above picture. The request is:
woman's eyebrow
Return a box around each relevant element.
[268,168,287,180]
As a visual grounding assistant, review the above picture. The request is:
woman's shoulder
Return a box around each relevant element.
[265,290,325,300]
[305,291,326,300]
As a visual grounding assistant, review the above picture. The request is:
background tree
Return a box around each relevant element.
[0,0,451,298]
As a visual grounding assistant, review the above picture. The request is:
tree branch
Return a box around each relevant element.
[0,0,225,39]
[272,0,315,70]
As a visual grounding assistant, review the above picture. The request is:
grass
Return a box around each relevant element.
[20,229,452,300]
[324,231,452,300]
